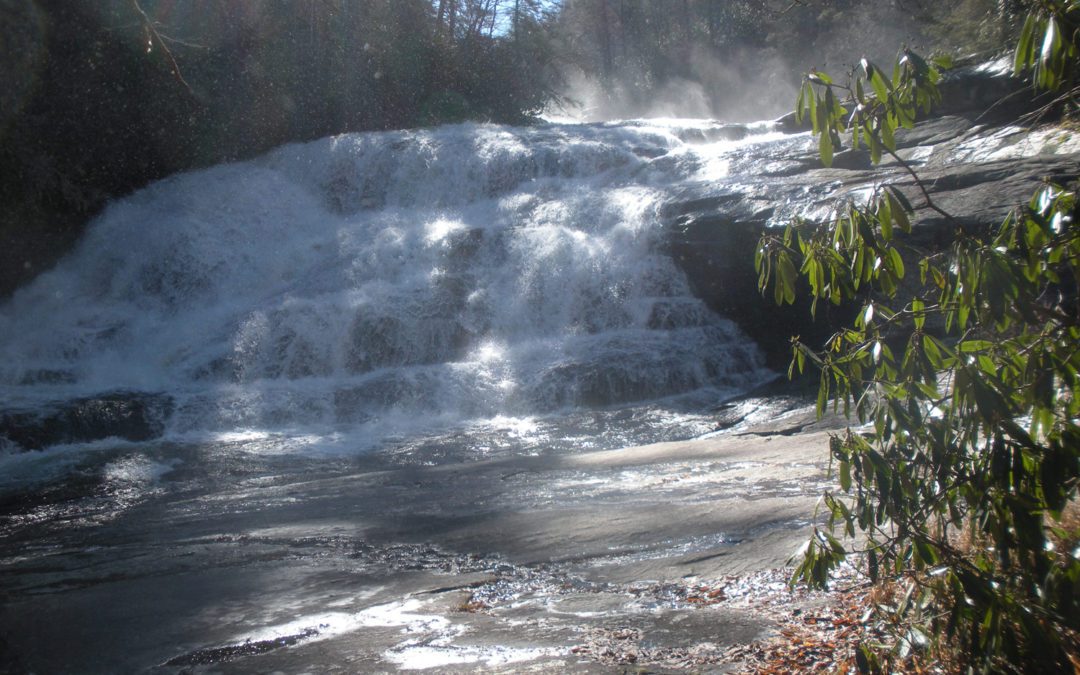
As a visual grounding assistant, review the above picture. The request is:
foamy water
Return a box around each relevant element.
[0,120,778,458]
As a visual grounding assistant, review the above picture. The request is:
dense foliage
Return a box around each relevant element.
[0,0,558,296]
[757,1,1080,671]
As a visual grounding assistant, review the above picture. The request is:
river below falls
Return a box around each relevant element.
[0,390,845,673]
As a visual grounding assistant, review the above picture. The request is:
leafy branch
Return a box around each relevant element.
[755,5,1080,670]
[796,51,956,222]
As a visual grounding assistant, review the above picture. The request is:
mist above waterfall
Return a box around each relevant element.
[548,0,977,123]
[554,47,797,123]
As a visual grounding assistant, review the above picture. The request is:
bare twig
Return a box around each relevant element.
[129,0,195,95]
[882,147,956,223]
[776,0,805,15]
[1018,84,1080,126]
[157,33,209,51]
[974,84,1041,124]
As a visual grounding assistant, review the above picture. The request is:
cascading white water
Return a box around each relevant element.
[0,121,774,452]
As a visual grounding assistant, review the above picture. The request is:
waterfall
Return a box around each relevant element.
[0,121,775,452]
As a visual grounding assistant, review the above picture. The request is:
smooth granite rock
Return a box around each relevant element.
[664,67,1080,367]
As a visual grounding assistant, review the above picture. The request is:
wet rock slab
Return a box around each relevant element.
[0,397,843,673]
[665,65,1080,369]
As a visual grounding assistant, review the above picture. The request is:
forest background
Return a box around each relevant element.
[0,0,1014,297]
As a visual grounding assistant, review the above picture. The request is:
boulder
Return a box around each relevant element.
[0,392,173,452]
[665,66,1080,368]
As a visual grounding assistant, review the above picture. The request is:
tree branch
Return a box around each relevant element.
[130,0,195,96]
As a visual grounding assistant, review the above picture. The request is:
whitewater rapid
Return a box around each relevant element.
[0,120,778,455]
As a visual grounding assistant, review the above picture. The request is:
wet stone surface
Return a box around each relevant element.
[0,398,841,673]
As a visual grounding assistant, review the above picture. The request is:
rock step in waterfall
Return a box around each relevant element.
[0,120,776,453]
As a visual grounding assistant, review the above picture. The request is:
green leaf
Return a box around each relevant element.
[923,335,943,368]
[887,192,911,232]
[931,266,945,289]
[914,538,938,566]
[931,53,954,70]
[828,87,845,120]
[887,247,905,279]
[868,127,882,164]
[1014,13,1038,74]
[880,116,896,151]
[853,246,866,289]
[819,127,834,167]
[1041,17,1062,75]
[823,530,846,556]
[869,65,892,102]
[959,340,993,353]
[912,298,925,330]
[896,100,917,129]
[886,185,914,213]
[879,203,894,241]
[879,268,897,295]
[779,254,798,305]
